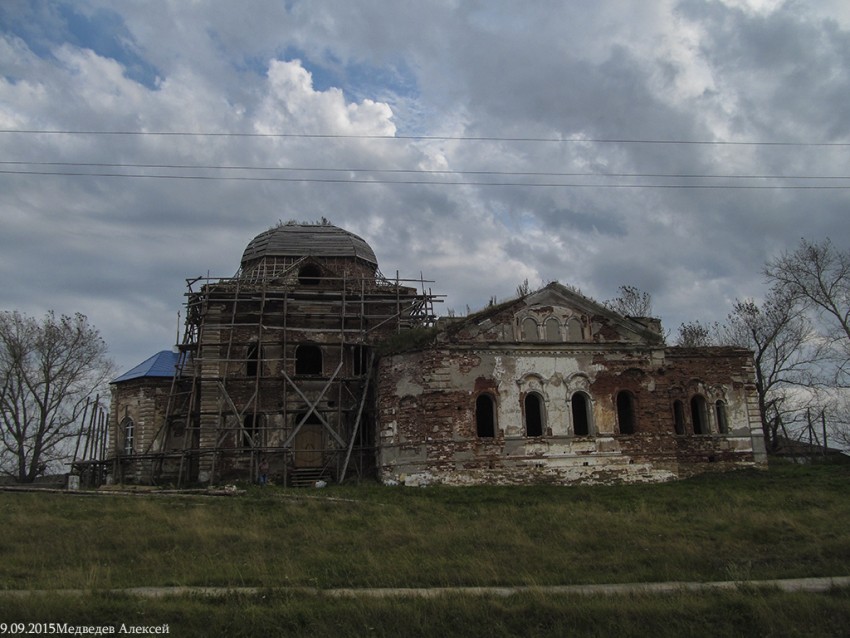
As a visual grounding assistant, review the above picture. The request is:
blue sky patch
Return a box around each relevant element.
[0,1,160,88]
[271,46,418,104]
[58,4,159,88]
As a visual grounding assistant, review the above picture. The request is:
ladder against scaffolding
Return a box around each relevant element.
[69,395,110,487]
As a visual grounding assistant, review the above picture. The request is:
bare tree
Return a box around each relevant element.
[675,321,719,347]
[604,285,653,317]
[0,311,113,482]
[765,238,850,387]
[716,288,819,452]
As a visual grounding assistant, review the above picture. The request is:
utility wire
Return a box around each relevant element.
[1,129,849,146]
[1,160,848,181]
[2,168,849,189]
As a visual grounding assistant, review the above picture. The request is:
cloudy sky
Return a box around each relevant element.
[2,0,849,375]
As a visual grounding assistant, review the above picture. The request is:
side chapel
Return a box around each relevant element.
[376,282,766,485]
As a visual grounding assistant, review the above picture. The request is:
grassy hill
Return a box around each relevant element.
[2,462,849,636]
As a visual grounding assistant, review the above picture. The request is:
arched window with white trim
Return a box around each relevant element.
[524,392,545,437]
[566,318,584,341]
[121,417,135,455]
[715,400,729,434]
[691,395,709,434]
[571,392,592,436]
[545,317,561,342]
[521,317,540,342]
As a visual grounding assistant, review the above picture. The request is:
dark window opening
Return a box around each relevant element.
[297,411,323,427]
[353,406,375,447]
[617,391,636,434]
[352,345,369,376]
[298,264,322,286]
[524,393,544,437]
[691,395,708,434]
[296,344,323,375]
[673,400,686,435]
[716,400,728,434]
[246,343,261,377]
[243,413,259,447]
[476,394,496,438]
[571,392,591,436]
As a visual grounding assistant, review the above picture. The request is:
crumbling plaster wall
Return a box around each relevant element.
[376,344,764,486]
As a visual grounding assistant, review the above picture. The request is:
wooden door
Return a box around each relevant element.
[293,422,324,468]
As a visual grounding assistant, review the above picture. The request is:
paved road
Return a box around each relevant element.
[2,576,849,598]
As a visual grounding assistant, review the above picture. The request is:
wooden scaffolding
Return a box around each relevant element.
[134,260,438,487]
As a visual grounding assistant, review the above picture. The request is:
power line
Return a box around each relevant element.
[1,129,848,147]
[2,168,849,189]
[1,160,848,181]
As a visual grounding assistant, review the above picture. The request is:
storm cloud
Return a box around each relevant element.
[1,0,849,373]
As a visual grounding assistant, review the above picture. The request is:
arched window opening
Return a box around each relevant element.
[121,417,134,455]
[246,343,261,377]
[716,400,729,434]
[545,317,561,342]
[673,400,686,435]
[616,391,636,434]
[566,318,584,341]
[298,263,322,286]
[691,395,708,434]
[521,317,540,342]
[524,393,545,437]
[571,392,592,436]
[295,344,323,375]
[243,413,259,448]
[475,394,496,438]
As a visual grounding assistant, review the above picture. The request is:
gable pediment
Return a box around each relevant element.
[440,282,664,345]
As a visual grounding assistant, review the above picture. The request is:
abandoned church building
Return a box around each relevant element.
[108,222,767,487]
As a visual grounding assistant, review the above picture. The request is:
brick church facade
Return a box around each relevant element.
[108,223,766,486]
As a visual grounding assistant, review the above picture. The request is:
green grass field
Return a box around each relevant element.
[2,462,850,636]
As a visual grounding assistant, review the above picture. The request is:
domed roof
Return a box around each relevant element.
[241,223,378,267]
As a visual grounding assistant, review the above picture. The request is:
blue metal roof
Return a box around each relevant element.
[112,350,180,383]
